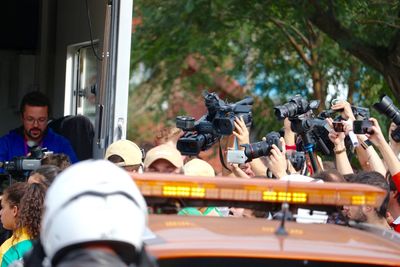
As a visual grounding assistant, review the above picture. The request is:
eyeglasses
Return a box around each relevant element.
[24,117,48,125]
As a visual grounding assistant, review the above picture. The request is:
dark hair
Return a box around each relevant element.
[349,171,390,218]
[41,154,71,171]
[3,182,28,209]
[107,154,125,164]
[30,164,62,187]
[18,183,47,239]
[20,91,51,116]
[312,169,346,183]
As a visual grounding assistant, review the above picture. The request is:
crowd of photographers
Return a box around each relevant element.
[171,92,400,231]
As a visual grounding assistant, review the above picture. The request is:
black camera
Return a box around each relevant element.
[1,144,48,174]
[241,131,281,161]
[176,91,253,155]
[374,95,400,142]
[274,95,320,120]
[212,96,253,135]
[319,106,370,121]
[353,120,374,135]
[374,95,400,125]
[287,151,306,172]
[176,115,217,156]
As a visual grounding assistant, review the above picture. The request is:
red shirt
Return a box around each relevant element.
[393,172,400,192]
[390,216,400,233]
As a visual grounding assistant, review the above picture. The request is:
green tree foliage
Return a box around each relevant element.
[130,0,396,141]
[303,0,400,99]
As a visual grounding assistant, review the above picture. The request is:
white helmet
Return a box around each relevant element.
[41,160,148,264]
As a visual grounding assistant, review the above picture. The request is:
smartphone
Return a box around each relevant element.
[332,121,345,132]
[353,120,374,134]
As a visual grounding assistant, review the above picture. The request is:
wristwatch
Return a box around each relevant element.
[334,146,346,154]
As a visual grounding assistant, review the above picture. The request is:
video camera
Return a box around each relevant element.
[176,91,253,156]
[374,95,400,142]
[1,143,49,178]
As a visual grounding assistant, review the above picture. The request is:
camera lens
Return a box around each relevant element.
[243,132,281,161]
[374,95,400,125]
[213,117,234,135]
[274,106,289,120]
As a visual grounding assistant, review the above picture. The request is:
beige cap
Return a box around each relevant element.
[183,158,215,177]
[105,140,142,166]
[144,144,183,168]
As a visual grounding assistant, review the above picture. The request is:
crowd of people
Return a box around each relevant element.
[0,91,399,266]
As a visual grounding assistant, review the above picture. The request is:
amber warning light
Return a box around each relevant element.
[131,173,386,208]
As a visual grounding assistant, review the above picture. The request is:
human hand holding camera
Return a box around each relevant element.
[365,118,386,147]
[265,138,287,179]
[389,122,400,156]
[331,100,356,121]
[326,118,346,148]
[233,116,250,147]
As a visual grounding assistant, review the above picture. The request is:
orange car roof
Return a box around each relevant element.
[146,214,400,266]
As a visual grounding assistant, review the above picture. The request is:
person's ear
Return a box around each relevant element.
[363,205,373,214]
[12,205,18,218]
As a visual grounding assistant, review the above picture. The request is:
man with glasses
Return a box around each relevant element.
[0,91,78,173]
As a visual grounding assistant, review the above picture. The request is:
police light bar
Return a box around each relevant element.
[131,173,386,208]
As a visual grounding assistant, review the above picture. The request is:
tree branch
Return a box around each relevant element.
[306,0,388,74]
[271,19,313,67]
[272,18,310,47]
[356,19,400,29]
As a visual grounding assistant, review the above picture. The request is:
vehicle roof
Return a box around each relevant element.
[145,214,400,266]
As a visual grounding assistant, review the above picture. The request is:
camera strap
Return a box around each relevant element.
[219,141,232,172]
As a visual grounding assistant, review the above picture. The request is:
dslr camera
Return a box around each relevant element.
[374,95,400,142]
[274,95,333,155]
[227,132,281,164]
[274,95,320,121]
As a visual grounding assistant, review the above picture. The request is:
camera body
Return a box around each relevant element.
[2,145,49,174]
[287,151,306,172]
[353,120,374,135]
[274,95,320,121]
[332,121,345,132]
[274,96,333,155]
[374,95,400,142]
[176,92,253,156]
[319,106,370,121]
[241,131,281,161]
[176,115,217,156]
[212,96,253,135]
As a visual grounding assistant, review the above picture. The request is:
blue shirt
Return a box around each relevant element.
[0,127,78,173]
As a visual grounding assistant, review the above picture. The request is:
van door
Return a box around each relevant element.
[64,0,133,158]
[93,0,132,158]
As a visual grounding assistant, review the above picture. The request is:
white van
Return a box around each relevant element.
[0,0,133,158]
